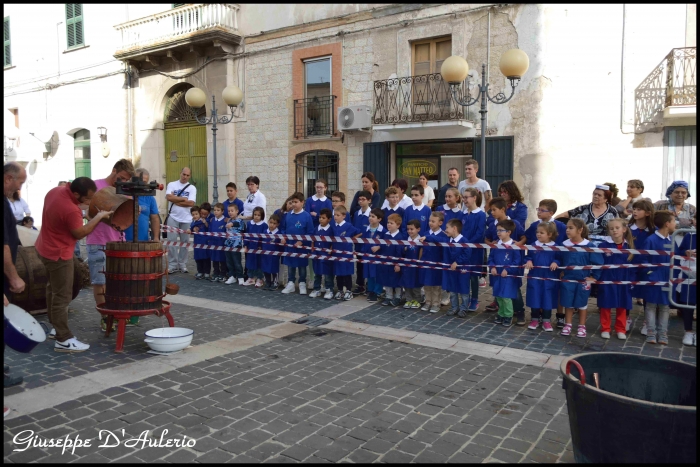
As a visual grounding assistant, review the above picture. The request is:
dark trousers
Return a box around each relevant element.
[336,275,352,291]
[531,308,553,320]
[225,251,243,279]
[264,273,278,286]
[355,258,365,287]
[212,261,226,277]
[195,259,211,275]
[469,274,479,302]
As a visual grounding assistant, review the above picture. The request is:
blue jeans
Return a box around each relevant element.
[288,266,307,284]
[469,275,479,302]
[313,274,334,291]
[450,292,470,312]
[225,251,243,279]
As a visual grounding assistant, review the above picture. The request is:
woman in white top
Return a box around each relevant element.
[8,190,30,223]
[419,173,436,209]
[240,175,267,221]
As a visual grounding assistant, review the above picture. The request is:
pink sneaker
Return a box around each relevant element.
[242,278,256,286]
[561,323,572,336]
[527,320,539,330]
[542,322,553,332]
[576,325,587,338]
[254,279,264,288]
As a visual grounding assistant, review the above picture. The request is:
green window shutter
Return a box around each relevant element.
[173,4,186,7]
[3,17,10,67]
[66,4,84,49]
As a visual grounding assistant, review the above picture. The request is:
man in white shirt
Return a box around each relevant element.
[165,167,197,273]
[457,158,492,210]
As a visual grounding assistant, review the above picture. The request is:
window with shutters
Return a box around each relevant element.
[4,17,10,68]
[411,36,452,116]
[65,4,85,49]
[295,151,339,198]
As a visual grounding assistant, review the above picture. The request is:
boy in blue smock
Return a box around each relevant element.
[489,219,525,327]
[244,207,267,288]
[188,206,210,280]
[378,213,406,307]
[403,185,432,235]
[419,212,448,313]
[309,209,335,299]
[261,214,283,290]
[222,182,245,219]
[382,186,405,232]
[281,192,315,295]
[641,211,676,345]
[400,219,423,309]
[351,190,373,295]
[331,206,362,301]
[442,219,473,317]
[208,203,228,282]
[363,208,385,302]
[461,187,487,311]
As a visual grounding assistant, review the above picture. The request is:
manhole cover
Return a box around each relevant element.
[291,317,332,328]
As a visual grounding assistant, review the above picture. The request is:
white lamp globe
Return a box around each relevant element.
[222,84,243,107]
[499,49,529,79]
[440,56,469,84]
[185,87,207,108]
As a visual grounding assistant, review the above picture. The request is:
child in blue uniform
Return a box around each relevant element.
[382,186,405,232]
[489,219,524,326]
[461,188,487,311]
[224,203,246,285]
[222,182,245,218]
[404,185,431,235]
[420,212,448,313]
[309,209,335,299]
[188,206,210,280]
[281,192,315,295]
[261,214,283,290]
[497,180,528,227]
[363,209,385,302]
[245,207,267,288]
[641,211,676,345]
[597,218,635,340]
[351,191,373,295]
[208,203,228,282]
[378,213,406,307]
[525,221,560,331]
[273,197,292,234]
[305,179,332,228]
[556,218,604,338]
[442,219,473,317]
[331,206,361,301]
[629,199,655,313]
[400,220,423,309]
[436,187,462,225]
[331,191,352,224]
[525,199,568,245]
[198,203,212,278]
[676,214,696,346]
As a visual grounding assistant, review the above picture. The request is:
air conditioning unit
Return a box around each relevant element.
[337,105,371,132]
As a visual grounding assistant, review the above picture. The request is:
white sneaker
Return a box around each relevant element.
[617,332,627,340]
[682,332,695,346]
[626,317,632,332]
[309,290,321,298]
[440,298,451,306]
[255,279,264,288]
[640,323,648,336]
[55,338,89,353]
[238,278,245,285]
[243,278,256,286]
[478,277,486,288]
[47,328,56,340]
[334,291,343,300]
[319,287,327,294]
[281,282,295,294]
[299,283,307,295]
[601,331,610,339]
[225,276,236,285]
[323,290,334,300]
[343,291,353,301]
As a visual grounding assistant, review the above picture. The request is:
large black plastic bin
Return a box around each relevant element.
[561,352,696,464]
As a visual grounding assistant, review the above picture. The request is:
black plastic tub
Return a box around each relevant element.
[561,352,696,464]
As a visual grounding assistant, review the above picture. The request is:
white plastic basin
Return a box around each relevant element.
[144,327,193,353]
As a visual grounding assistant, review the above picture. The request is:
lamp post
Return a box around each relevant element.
[184,85,244,204]
[440,49,529,177]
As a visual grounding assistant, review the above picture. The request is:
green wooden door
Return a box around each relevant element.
[164,125,208,206]
[74,159,91,178]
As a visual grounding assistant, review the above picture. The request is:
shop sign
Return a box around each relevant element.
[398,160,437,178]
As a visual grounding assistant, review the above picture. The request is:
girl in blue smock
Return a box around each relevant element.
[442,220,473,315]
[629,199,655,308]
[377,214,406,305]
[436,187,463,225]
[331,210,361,298]
[261,214,284,290]
[399,220,423,308]
[208,204,228,281]
[304,179,332,228]
[525,221,561,331]
[245,207,267,286]
[555,219,603,339]
[420,212,449,313]
[362,210,386,300]
[596,219,635,339]
[676,224,696,345]
[310,210,335,296]
[190,207,210,279]
[461,188,487,309]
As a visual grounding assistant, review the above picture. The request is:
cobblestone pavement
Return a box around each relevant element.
[4,254,695,463]
[4,329,574,463]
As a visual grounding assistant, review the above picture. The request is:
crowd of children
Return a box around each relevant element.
[182,177,696,346]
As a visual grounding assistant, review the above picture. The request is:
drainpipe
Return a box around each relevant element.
[620,4,634,134]
[127,63,134,160]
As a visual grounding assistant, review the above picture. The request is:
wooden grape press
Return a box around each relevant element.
[94,174,175,352]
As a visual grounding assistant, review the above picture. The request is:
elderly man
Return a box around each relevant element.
[165,167,197,274]
[85,159,135,332]
[35,178,113,352]
[4,162,27,390]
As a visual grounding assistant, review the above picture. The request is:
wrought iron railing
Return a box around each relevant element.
[373,73,477,124]
[293,96,337,139]
[635,47,696,128]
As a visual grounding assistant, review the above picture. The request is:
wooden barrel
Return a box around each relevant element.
[13,246,88,312]
[104,241,165,311]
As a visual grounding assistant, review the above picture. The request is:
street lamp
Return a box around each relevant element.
[184,84,244,204]
[440,48,529,177]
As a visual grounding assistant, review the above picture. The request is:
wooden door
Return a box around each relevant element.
[164,125,208,206]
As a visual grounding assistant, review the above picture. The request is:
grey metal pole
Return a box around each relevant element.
[480,64,487,177]
[211,95,219,205]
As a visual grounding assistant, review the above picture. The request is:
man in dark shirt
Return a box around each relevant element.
[437,167,460,206]
[4,162,27,392]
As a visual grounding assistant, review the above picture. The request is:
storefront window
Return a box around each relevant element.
[395,140,473,190]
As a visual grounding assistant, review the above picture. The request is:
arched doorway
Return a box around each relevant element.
[164,84,208,206]
[74,128,91,178]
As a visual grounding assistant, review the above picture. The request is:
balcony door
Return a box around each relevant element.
[412,37,452,118]
[303,57,332,137]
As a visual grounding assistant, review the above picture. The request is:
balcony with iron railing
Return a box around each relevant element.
[114,4,241,63]
[635,47,696,128]
[293,96,337,140]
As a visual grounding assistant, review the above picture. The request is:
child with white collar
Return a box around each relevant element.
[305,179,332,228]
[261,214,283,290]
[403,185,432,235]
[441,219,473,317]
[436,187,463,225]
[309,209,335,299]
[461,187,487,311]
[363,208,386,302]
[331,206,362,301]
[243,207,267,288]
[524,221,561,331]
[418,212,448,313]
[488,219,524,326]
[351,191,373,295]
[281,192,315,295]
[378,214,407,307]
